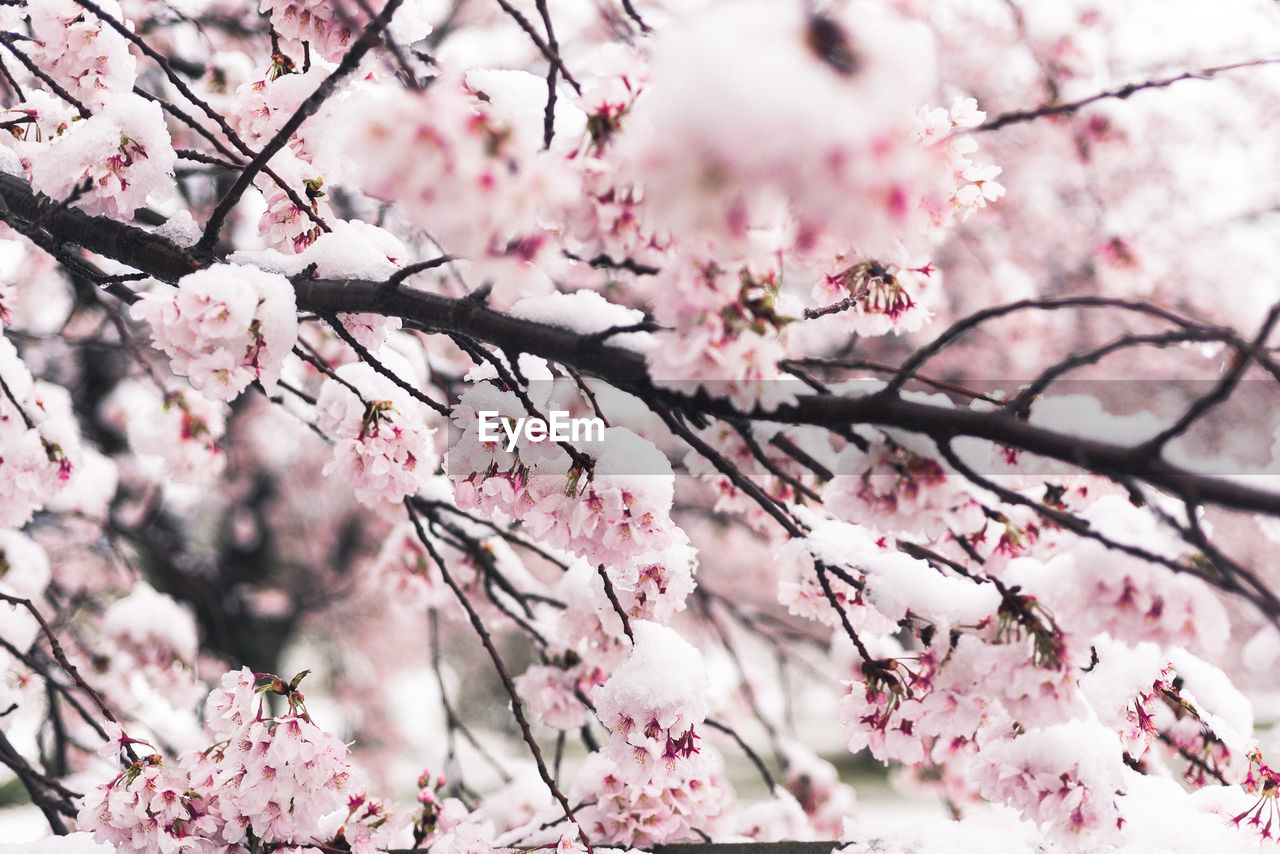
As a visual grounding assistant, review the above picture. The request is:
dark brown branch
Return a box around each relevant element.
[0,54,26,102]
[880,296,1207,398]
[1140,303,1280,452]
[5,170,1280,535]
[1003,330,1229,416]
[0,594,121,743]
[655,407,805,537]
[0,172,205,284]
[785,356,1006,405]
[0,730,75,835]
[728,421,821,503]
[534,0,560,148]
[813,560,873,663]
[703,717,776,792]
[618,0,651,34]
[320,312,451,417]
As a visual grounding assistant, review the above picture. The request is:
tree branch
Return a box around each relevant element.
[4,171,1280,527]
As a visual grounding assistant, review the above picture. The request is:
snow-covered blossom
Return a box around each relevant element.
[101,380,227,485]
[618,2,952,256]
[593,622,711,784]
[260,0,361,63]
[553,560,631,673]
[514,664,588,731]
[102,583,198,665]
[974,720,1125,838]
[779,742,858,839]
[1006,495,1232,655]
[342,76,573,295]
[605,543,698,624]
[0,530,52,655]
[131,264,298,401]
[452,388,684,569]
[823,437,985,539]
[640,253,799,412]
[9,2,1280,852]
[27,94,175,219]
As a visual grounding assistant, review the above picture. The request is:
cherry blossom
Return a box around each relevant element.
[130,264,298,401]
[3,1,1280,852]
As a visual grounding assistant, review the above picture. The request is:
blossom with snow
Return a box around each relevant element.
[26,94,175,219]
[8,1,1280,852]
[130,264,298,401]
[593,622,711,784]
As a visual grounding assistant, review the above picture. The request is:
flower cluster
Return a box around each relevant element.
[95,583,205,714]
[366,520,452,610]
[823,436,985,539]
[452,382,683,571]
[81,669,353,853]
[840,655,938,767]
[593,622,710,785]
[642,255,797,412]
[26,94,176,219]
[101,380,227,485]
[1234,751,1280,839]
[343,77,572,295]
[514,663,590,732]
[538,620,732,845]
[259,0,361,63]
[259,171,330,254]
[619,3,953,258]
[551,561,632,677]
[812,257,938,337]
[607,544,698,624]
[29,0,137,109]
[130,264,298,401]
[973,721,1124,838]
[0,338,79,528]
[571,752,731,848]
[315,361,440,508]
[916,97,1006,226]
[779,743,858,839]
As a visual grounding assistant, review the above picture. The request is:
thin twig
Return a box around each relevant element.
[321,311,451,417]
[0,34,91,118]
[976,56,1280,133]
[594,564,634,642]
[406,502,592,851]
[491,0,581,93]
